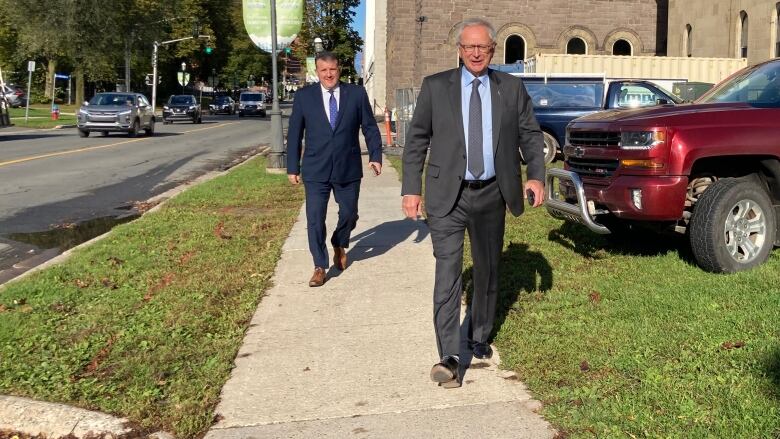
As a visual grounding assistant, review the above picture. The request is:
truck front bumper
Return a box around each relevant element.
[545,168,688,234]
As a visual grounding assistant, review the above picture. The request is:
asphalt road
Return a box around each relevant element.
[0,110,288,282]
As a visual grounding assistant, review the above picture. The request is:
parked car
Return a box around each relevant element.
[238,92,266,117]
[519,75,681,163]
[163,94,202,124]
[210,95,236,115]
[77,92,155,137]
[545,58,780,273]
[2,83,26,108]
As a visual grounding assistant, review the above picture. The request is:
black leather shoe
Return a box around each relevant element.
[473,343,493,360]
[430,357,461,388]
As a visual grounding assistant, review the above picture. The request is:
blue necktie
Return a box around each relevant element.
[328,89,338,130]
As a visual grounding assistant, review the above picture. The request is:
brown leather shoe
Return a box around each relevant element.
[333,246,347,271]
[309,267,326,287]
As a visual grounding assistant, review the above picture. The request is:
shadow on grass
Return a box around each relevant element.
[548,221,695,263]
[462,241,553,344]
[766,344,780,401]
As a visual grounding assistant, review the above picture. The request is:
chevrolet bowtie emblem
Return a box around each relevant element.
[574,146,585,158]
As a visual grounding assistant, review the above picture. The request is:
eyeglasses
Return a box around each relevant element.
[459,44,494,54]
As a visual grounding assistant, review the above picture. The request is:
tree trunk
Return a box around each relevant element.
[45,60,56,101]
[75,67,85,105]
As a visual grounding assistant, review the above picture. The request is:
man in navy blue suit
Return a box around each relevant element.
[287,51,383,287]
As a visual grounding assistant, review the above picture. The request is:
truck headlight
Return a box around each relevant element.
[620,131,665,150]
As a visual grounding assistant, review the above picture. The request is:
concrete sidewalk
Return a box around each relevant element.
[205,156,555,438]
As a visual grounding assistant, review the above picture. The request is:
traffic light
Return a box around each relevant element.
[205,45,213,54]
[284,47,291,55]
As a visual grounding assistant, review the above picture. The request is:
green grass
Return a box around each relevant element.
[386,155,780,438]
[0,157,305,437]
[9,105,77,128]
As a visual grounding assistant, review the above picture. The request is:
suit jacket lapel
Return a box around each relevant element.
[448,69,466,150]
[315,85,331,131]
[489,70,502,154]
[333,82,346,131]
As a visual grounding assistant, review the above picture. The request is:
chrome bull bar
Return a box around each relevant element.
[544,168,611,234]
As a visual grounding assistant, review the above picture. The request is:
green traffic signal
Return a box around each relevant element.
[205,46,213,54]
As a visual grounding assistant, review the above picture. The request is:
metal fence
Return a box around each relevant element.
[393,87,419,147]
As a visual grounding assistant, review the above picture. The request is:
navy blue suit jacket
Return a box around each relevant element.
[286,82,383,183]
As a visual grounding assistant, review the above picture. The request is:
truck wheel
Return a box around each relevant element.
[689,177,776,273]
[78,129,90,138]
[144,119,155,136]
[542,132,558,164]
[127,119,140,138]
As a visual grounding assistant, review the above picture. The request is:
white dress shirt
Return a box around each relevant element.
[320,84,340,121]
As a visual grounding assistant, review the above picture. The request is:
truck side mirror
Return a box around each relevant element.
[656,98,670,105]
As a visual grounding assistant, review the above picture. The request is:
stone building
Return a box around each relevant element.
[667,0,780,66]
[364,0,669,111]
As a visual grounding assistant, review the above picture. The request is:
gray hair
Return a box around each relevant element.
[455,18,497,44]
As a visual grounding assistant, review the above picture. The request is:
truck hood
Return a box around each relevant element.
[573,102,752,124]
[81,105,133,112]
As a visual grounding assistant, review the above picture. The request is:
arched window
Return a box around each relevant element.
[683,24,693,57]
[504,35,526,64]
[612,39,632,56]
[739,11,749,58]
[566,37,587,54]
[775,4,780,57]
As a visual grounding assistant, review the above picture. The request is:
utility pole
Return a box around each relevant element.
[267,0,285,170]
[151,34,210,114]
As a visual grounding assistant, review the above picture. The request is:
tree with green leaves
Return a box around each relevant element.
[293,0,362,82]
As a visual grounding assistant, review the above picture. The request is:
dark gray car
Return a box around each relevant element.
[77,92,155,137]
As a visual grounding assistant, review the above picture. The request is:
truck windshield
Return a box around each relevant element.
[698,62,780,106]
[89,94,135,106]
[525,82,604,108]
[241,93,264,102]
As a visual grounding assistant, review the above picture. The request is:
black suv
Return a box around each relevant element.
[163,95,202,124]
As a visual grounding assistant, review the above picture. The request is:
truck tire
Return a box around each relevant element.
[144,119,155,136]
[542,132,558,164]
[78,129,89,138]
[689,177,776,273]
[127,119,140,138]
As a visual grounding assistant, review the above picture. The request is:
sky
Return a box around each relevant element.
[354,0,366,74]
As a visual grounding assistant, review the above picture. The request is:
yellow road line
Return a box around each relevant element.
[0,137,148,167]
[182,121,238,134]
[0,122,236,168]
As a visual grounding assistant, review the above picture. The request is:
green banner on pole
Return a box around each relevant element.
[243,0,303,52]
[306,57,317,83]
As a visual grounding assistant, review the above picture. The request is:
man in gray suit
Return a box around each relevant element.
[401,18,545,388]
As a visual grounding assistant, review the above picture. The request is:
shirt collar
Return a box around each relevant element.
[321,83,340,93]
[461,67,488,88]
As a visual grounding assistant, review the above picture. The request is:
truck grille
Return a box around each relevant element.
[569,131,621,147]
[566,157,619,178]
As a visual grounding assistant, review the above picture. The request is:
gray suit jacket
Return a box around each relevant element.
[402,68,545,218]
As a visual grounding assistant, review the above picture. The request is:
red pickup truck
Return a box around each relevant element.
[546,59,780,273]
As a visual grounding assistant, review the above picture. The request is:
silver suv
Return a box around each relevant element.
[238,92,266,117]
[77,92,155,137]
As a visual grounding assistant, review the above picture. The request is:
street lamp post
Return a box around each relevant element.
[181,62,186,94]
[267,0,285,171]
[314,37,324,54]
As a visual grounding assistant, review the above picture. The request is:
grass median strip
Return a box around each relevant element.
[386,155,780,437]
[0,156,304,437]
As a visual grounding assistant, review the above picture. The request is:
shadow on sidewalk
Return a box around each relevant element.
[346,218,429,263]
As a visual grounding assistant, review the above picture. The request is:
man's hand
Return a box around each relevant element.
[524,179,544,208]
[402,195,422,220]
[369,162,382,176]
[288,174,301,185]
